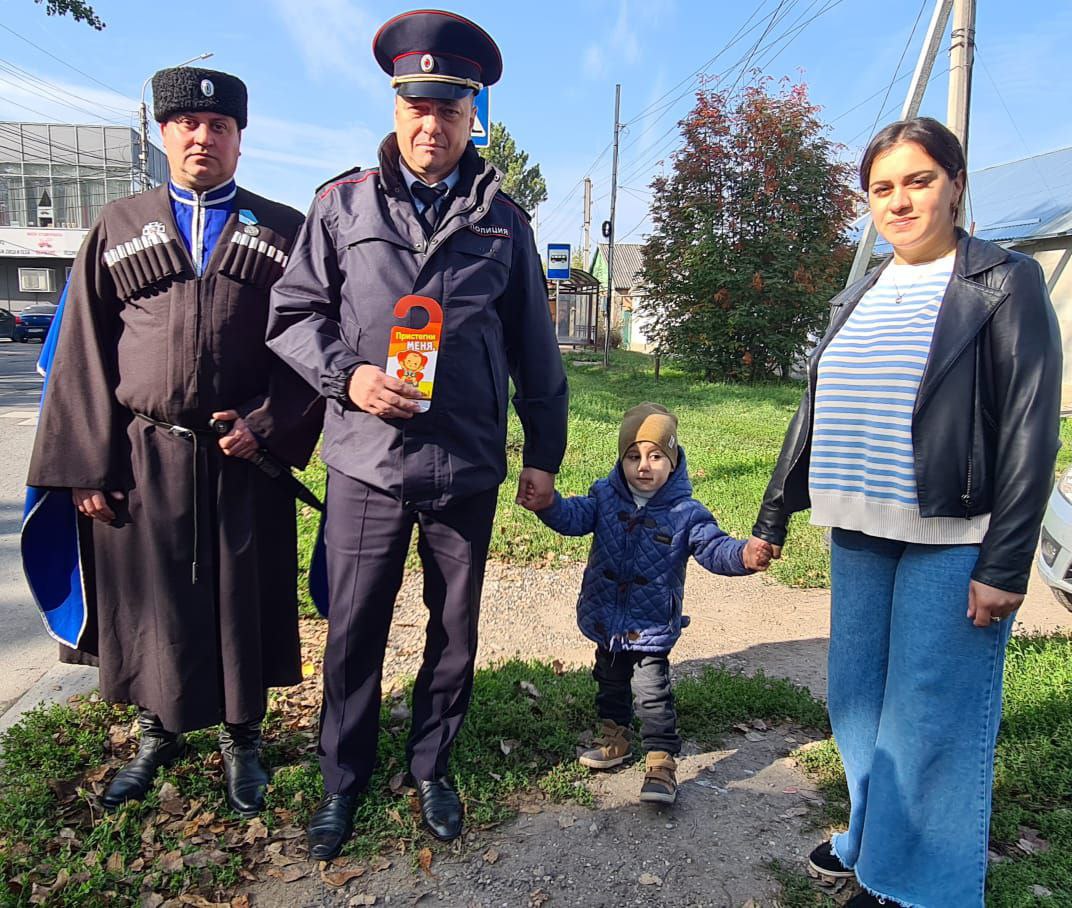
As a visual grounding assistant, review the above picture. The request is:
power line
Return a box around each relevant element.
[0,57,133,116]
[864,0,929,149]
[0,22,126,96]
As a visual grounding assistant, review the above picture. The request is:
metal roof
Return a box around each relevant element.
[858,146,1072,253]
[594,243,646,290]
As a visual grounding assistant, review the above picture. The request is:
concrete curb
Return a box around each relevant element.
[0,662,98,736]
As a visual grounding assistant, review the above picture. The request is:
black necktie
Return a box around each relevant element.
[411,181,448,237]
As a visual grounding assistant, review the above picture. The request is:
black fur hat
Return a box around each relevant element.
[152,67,248,130]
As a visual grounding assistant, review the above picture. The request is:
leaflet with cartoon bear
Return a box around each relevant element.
[386,295,443,413]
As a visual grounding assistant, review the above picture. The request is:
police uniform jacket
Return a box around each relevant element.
[268,135,569,507]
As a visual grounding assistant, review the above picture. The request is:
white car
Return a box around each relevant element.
[1037,466,1072,612]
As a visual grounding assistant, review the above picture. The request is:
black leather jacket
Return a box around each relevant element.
[753,231,1062,594]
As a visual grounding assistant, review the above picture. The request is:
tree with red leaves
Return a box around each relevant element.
[640,79,856,382]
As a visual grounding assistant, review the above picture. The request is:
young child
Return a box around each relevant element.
[534,402,771,804]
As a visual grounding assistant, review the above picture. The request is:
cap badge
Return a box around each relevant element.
[420,54,435,73]
[244,224,260,237]
[200,79,215,98]
[142,221,167,240]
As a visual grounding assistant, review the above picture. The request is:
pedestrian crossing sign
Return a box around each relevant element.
[471,87,490,148]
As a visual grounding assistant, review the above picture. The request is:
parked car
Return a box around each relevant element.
[1036,466,1072,613]
[0,307,14,340]
[12,304,57,343]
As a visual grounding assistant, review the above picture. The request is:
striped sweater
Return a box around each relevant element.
[809,253,990,544]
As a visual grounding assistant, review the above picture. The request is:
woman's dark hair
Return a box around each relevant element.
[859,116,966,191]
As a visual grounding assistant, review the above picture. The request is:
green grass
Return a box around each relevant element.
[294,352,1072,614]
[294,350,831,613]
[0,659,831,906]
[792,633,1072,907]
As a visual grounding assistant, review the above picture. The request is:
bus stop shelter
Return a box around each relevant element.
[548,267,600,348]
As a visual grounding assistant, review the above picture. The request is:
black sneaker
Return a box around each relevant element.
[808,840,854,879]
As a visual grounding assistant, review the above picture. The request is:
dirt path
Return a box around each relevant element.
[243,563,1071,907]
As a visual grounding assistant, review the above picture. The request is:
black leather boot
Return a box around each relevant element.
[101,710,186,809]
[219,718,269,818]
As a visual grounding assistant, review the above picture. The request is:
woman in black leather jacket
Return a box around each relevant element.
[752,117,1061,908]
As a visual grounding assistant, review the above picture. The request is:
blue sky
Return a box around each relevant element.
[2,0,1069,255]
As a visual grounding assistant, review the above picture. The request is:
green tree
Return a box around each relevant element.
[640,78,856,381]
[480,122,548,215]
[34,0,105,28]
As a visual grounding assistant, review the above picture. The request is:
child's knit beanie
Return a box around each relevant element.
[618,402,679,468]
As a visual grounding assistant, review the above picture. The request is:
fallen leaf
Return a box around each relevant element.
[418,847,433,875]
[483,847,500,864]
[551,659,565,675]
[230,898,250,908]
[519,804,542,814]
[159,850,183,873]
[780,806,809,818]
[744,731,765,742]
[751,719,769,731]
[528,889,549,907]
[500,738,521,756]
[349,897,376,907]
[322,866,367,887]
[158,782,181,801]
[519,681,541,698]
[161,798,186,815]
[266,865,309,883]
[389,702,411,722]
[268,852,304,868]
[638,872,663,886]
[371,857,392,873]
[273,825,303,840]
[141,895,165,908]
[1031,885,1054,898]
[558,815,575,829]
[1017,826,1050,855]
[389,771,408,794]
[105,852,124,874]
[301,661,316,678]
[242,818,269,844]
[179,897,229,908]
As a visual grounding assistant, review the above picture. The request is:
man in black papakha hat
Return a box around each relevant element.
[26,66,323,818]
[268,10,568,856]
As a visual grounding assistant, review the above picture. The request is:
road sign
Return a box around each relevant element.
[547,243,570,281]
[471,87,490,148]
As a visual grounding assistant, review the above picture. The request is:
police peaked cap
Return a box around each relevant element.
[152,67,248,130]
[373,9,502,100]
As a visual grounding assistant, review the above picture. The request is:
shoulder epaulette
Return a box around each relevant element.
[316,166,378,199]
[492,190,532,222]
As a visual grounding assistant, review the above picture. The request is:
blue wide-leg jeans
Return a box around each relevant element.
[827,529,1014,908]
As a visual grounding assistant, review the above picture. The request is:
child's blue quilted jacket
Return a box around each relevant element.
[537,447,749,652]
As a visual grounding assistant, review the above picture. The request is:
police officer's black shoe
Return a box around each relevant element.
[101,710,186,809]
[307,793,358,861]
[219,719,269,818]
[415,777,463,841]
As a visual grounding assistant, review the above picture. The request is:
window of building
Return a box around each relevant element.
[18,268,55,293]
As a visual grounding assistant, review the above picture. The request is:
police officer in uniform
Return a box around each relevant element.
[26,68,323,817]
[267,10,568,857]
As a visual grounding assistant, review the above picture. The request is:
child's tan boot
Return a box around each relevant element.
[639,750,677,804]
[578,719,632,769]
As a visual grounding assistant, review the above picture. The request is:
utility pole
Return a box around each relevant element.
[846,0,953,285]
[582,176,592,270]
[603,84,621,369]
[947,0,975,224]
[139,52,214,191]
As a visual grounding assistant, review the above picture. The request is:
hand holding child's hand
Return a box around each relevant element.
[742,536,774,572]
[516,467,556,511]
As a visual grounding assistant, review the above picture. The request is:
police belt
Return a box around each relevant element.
[134,413,324,584]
